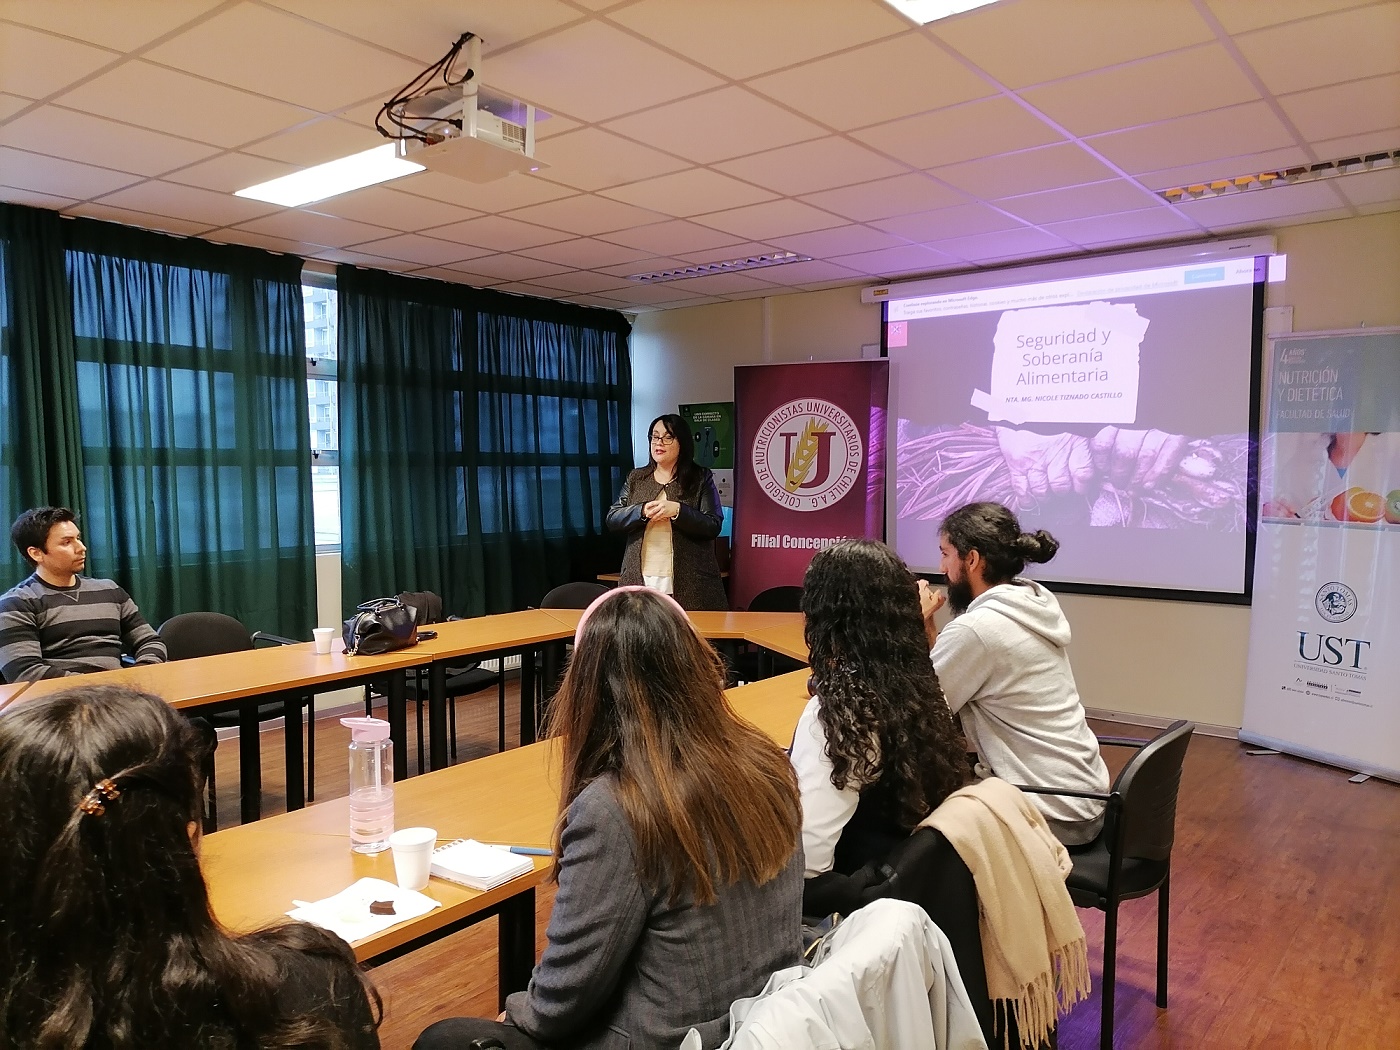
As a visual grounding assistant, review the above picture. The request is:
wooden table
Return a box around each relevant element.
[745,621,809,663]
[201,669,812,1008]
[0,679,34,713]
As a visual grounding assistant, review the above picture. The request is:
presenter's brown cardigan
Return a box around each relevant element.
[606,466,728,611]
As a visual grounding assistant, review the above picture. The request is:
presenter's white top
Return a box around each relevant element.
[930,578,1108,845]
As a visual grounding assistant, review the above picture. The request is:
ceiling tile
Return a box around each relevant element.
[208,228,336,256]
[523,270,634,295]
[800,172,969,222]
[1234,4,1400,95]
[1279,74,1400,145]
[317,246,438,272]
[0,184,76,209]
[1044,207,1202,247]
[607,0,907,80]
[693,199,846,240]
[162,152,298,194]
[1206,0,1373,34]
[1312,129,1400,163]
[491,281,571,301]
[603,87,825,165]
[144,4,425,113]
[1021,44,1261,138]
[303,186,479,230]
[655,272,779,297]
[517,238,655,269]
[482,21,723,123]
[873,202,1023,241]
[0,92,32,121]
[593,255,687,278]
[769,224,909,257]
[447,254,573,282]
[0,146,142,198]
[747,259,866,285]
[532,127,691,191]
[263,0,583,64]
[600,168,776,217]
[1333,165,1400,207]
[395,170,577,213]
[430,215,572,251]
[0,0,223,52]
[1136,147,1311,191]
[607,281,709,305]
[94,181,278,228]
[997,179,1164,225]
[0,22,116,99]
[233,210,399,249]
[1087,101,1295,175]
[600,220,746,256]
[242,118,383,167]
[931,142,1116,200]
[412,266,490,286]
[1166,180,1351,228]
[347,233,492,266]
[928,226,1074,264]
[0,106,218,175]
[713,138,906,196]
[748,31,995,131]
[828,244,961,277]
[673,242,777,264]
[933,0,1215,89]
[63,201,215,237]
[852,96,1063,168]
[505,194,667,236]
[54,61,316,149]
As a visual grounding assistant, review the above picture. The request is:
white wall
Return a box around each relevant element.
[629,211,1400,729]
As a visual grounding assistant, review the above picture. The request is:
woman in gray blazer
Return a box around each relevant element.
[416,587,803,1050]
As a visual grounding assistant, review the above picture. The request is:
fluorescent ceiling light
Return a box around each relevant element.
[880,0,1000,24]
[234,144,424,207]
[629,251,813,284]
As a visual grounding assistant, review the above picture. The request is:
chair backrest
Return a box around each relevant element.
[397,590,444,626]
[158,612,253,660]
[541,581,608,609]
[749,585,802,612]
[1111,719,1195,862]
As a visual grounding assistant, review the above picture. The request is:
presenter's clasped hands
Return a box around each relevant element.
[642,498,680,521]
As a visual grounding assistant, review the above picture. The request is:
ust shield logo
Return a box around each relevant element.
[753,399,863,511]
[1315,582,1357,623]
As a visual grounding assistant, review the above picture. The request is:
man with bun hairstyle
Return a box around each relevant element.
[918,501,1108,845]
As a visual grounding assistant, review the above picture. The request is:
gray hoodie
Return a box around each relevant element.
[930,578,1109,844]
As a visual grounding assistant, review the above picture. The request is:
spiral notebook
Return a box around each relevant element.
[430,838,533,891]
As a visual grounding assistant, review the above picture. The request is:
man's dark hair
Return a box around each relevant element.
[941,501,1059,585]
[11,507,77,568]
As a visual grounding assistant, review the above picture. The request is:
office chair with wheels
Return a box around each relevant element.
[158,612,308,830]
[1019,720,1195,1050]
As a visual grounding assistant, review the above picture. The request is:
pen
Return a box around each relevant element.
[487,844,554,856]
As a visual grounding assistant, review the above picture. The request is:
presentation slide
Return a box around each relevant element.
[885,252,1265,596]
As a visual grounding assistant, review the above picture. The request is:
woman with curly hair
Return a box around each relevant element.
[792,539,970,887]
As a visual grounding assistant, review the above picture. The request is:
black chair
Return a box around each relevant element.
[158,612,308,830]
[736,585,804,682]
[537,582,609,713]
[1020,720,1195,1050]
[748,585,803,612]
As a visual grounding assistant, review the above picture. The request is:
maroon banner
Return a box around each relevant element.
[730,360,889,609]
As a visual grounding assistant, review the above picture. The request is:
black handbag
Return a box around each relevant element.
[342,597,419,656]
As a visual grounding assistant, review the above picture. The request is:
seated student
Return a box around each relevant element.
[791,540,970,892]
[0,507,166,682]
[0,684,380,1048]
[417,587,803,1050]
[920,501,1109,846]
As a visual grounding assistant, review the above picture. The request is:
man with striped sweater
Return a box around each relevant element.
[0,507,167,682]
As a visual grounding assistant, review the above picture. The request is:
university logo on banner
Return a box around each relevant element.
[752,399,864,512]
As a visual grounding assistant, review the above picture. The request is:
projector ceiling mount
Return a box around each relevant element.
[376,32,548,183]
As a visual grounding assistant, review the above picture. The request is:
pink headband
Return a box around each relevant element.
[574,585,691,646]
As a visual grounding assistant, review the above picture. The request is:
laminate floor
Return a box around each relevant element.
[214,698,1400,1050]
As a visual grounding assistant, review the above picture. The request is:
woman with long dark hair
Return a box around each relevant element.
[0,685,380,1049]
[793,539,970,885]
[417,587,803,1050]
[606,413,727,610]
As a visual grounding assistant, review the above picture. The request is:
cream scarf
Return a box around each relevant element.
[921,778,1091,1050]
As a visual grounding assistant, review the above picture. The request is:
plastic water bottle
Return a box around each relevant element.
[341,716,393,854]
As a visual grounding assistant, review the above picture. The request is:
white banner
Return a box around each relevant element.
[1241,330,1400,780]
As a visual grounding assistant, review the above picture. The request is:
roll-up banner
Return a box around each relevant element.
[1241,329,1400,780]
[730,360,889,610]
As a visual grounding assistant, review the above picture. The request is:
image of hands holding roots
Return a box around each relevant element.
[898,422,1248,529]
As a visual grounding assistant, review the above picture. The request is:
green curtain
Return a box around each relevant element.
[0,204,85,586]
[63,218,316,639]
[337,265,632,617]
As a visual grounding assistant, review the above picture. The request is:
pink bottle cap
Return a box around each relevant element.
[339,716,391,742]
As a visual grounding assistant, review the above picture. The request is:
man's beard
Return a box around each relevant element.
[946,574,975,616]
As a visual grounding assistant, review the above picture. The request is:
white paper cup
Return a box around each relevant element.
[389,826,437,891]
[313,627,335,654]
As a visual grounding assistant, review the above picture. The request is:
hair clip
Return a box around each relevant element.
[78,778,121,817]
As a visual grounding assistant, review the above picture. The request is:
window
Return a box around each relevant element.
[303,282,339,549]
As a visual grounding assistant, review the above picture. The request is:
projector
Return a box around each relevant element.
[384,34,547,184]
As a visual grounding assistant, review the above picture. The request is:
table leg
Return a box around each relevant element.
[427,662,449,771]
[386,673,408,781]
[282,691,305,811]
[518,647,537,746]
[239,700,261,824]
[497,887,537,1009]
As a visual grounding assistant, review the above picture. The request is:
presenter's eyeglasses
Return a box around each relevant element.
[651,431,678,445]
